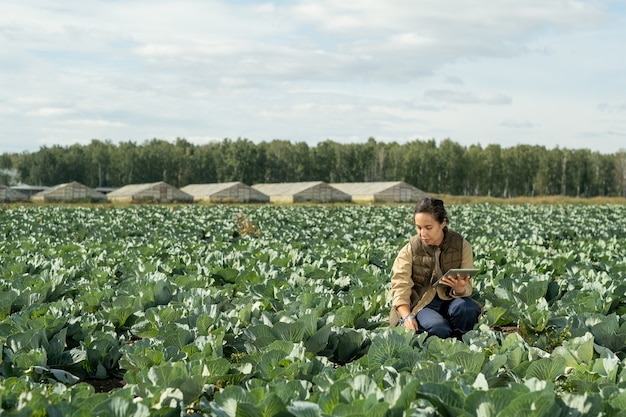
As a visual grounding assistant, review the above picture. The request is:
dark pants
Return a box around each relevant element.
[417,296,481,339]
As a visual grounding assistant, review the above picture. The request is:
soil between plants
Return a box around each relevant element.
[84,377,126,393]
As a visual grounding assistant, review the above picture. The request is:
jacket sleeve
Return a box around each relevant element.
[460,240,473,268]
[390,242,413,308]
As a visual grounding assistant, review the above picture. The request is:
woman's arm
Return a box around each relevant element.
[390,243,419,330]
[390,243,414,308]
[460,240,473,268]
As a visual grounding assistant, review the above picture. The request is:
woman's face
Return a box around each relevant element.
[414,212,446,246]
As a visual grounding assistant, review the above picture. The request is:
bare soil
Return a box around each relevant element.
[84,377,126,393]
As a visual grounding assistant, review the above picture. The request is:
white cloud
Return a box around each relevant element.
[598,102,626,113]
[0,0,624,154]
[27,107,74,117]
[65,119,128,128]
[424,90,512,105]
[501,120,536,129]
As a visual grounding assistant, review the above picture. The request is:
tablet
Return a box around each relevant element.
[434,268,480,286]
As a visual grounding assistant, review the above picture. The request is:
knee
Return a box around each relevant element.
[427,324,453,339]
[449,298,481,317]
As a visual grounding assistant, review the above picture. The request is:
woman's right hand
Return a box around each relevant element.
[397,306,419,331]
[403,315,419,332]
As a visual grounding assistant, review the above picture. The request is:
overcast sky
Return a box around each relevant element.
[1,0,625,155]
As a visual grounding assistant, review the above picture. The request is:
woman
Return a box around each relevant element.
[389,197,481,338]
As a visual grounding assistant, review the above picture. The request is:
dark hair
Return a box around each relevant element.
[414,197,448,227]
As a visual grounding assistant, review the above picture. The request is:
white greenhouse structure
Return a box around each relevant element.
[30,181,106,202]
[106,181,193,203]
[330,181,429,203]
[0,185,28,203]
[181,182,269,203]
[252,181,351,203]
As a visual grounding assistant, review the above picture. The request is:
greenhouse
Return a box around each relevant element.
[331,181,429,203]
[181,182,269,203]
[0,185,28,203]
[30,181,106,202]
[107,181,193,203]
[252,181,351,203]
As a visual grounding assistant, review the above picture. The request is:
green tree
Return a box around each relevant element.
[534,148,563,196]
[261,140,294,182]
[189,143,219,185]
[16,146,67,186]
[111,141,139,186]
[502,145,541,197]
[588,152,616,196]
[170,138,196,187]
[215,138,264,184]
[291,141,312,181]
[0,153,12,170]
[310,140,337,182]
[562,149,596,197]
[133,139,175,184]
[437,139,466,195]
[85,139,115,188]
[483,144,504,197]
[615,150,626,197]
[403,139,440,193]
[333,143,360,182]
[380,141,406,183]
[63,144,88,184]
[3,137,624,197]
[463,144,486,196]
[0,153,17,185]
[359,137,382,182]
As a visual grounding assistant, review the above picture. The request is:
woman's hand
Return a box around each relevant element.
[403,315,419,332]
[439,272,470,296]
[397,305,419,332]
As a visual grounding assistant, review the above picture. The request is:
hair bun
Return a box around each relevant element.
[431,198,444,207]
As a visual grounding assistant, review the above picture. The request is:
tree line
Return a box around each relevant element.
[1,137,625,198]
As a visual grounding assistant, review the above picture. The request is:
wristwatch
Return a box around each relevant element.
[399,314,415,325]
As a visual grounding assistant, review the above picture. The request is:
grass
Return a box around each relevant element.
[433,194,626,205]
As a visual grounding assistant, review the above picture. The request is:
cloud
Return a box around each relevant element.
[65,119,128,128]
[27,107,74,117]
[501,119,536,129]
[444,76,464,86]
[0,0,622,155]
[1,1,607,88]
[11,0,600,86]
[598,102,626,113]
[289,0,603,35]
[424,89,512,105]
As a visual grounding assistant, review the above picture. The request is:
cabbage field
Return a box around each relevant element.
[0,203,625,416]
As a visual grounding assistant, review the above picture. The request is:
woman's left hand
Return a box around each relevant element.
[439,273,470,296]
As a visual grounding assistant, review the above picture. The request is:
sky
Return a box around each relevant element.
[1,0,625,155]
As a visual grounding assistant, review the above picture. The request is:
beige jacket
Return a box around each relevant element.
[390,235,473,322]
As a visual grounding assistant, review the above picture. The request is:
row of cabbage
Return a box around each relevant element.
[0,204,625,416]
